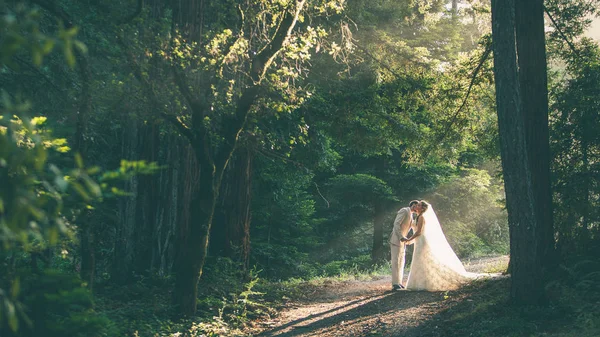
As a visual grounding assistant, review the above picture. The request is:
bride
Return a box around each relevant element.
[402,200,478,291]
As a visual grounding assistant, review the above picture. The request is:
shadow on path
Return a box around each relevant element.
[258,290,442,337]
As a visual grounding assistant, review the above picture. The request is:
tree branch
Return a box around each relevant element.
[314,182,330,208]
[255,147,304,168]
[544,6,581,58]
[216,0,307,171]
[422,44,492,158]
[171,65,198,112]
[251,0,306,83]
[116,34,196,143]
[353,41,408,80]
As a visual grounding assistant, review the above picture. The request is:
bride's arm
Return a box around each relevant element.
[406,216,425,245]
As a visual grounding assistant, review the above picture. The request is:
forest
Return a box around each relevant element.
[1,0,600,336]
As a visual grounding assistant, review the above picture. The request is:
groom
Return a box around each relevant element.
[389,200,420,291]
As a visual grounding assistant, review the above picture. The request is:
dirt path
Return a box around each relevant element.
[250,256,509,337]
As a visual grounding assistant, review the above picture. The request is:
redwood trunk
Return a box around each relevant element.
[215,147,253,277]
[133,121,160,275]
[74,41,94,289]
[172,148,218,316]
[491,0,544,305]
[515,0,555,277]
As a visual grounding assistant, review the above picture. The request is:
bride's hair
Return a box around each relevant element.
[419,200,430,213]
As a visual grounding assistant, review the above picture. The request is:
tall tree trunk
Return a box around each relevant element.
[213,147,253,278]
[515,0,556,278]
[74,39,94,290]
[114,117,139,283]
[133,121,161,275]
[172,138,222,315]
[166,0,306,317]
[452,0,459,20]
[153,135,187,276]
[491,0,544,305]
[582,139,589,233]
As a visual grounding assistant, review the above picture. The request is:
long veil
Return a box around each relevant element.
[421,205,468,275]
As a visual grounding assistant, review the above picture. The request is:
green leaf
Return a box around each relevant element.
[73,40,88,54]
[63,40,75,67]
[48,227,58,245]
[75,153,84,168]
[65,26,79,37]
[6,300,18,332]
[10,278,20,298]
[42,39,55,54]
[71,181,91,201]
[32,47,42,66]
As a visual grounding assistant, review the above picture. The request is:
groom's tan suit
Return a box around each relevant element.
[389,206,415,286]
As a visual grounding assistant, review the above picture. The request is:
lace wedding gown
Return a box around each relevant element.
[406,206,477,291]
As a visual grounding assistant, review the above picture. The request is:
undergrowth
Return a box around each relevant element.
[93,255,600,337]
[410,257,600,337]
[93,255,390,336]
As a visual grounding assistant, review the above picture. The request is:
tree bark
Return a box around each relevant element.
[172,146,216,315]
[213,147,253,277]
[491,0,544,305]
[452,0,459,20]
[515,0,556,278]
[72,17,94,291]
[114,117,139,283]
[133,121,161,275]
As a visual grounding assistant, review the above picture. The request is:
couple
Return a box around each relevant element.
[389,200,477,291]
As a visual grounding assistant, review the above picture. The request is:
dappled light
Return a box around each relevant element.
[2,0,600,336]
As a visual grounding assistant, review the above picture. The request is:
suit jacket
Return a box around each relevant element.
[389,207,414,246]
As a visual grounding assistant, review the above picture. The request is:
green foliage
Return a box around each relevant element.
[546,0,600,60]
[545,0,600,256]
[320,254,375,277]
[3,270,115,337]
[0,3,84,68]
[251,156,320,278]
[95,258,273,336]
[0,103,107,333]
[322,173,397,233]
[0,0,515,334]
[549,41,600,251]
[423,167,509,257]
[0,4,163,334]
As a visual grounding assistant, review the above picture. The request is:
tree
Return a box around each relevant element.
[116,0,346,315]
[321,174,397,263]
[515,0,555,277]
[212,145,253,279]
[170,2,305,316]
[490,0,547,305]
[550,40,600,252]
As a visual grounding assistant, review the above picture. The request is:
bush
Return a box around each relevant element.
[2,270,115,337]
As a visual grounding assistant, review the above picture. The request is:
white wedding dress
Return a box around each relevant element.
[406,206,478,291]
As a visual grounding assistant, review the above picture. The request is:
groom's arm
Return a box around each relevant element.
[392,209,408,242]
[399,227,414,242]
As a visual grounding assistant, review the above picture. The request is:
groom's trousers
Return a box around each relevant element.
[391,242,407,286]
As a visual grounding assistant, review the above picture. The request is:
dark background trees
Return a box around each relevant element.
[2,0,600,335]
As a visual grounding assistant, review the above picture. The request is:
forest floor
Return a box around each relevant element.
[243,256,543,337]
